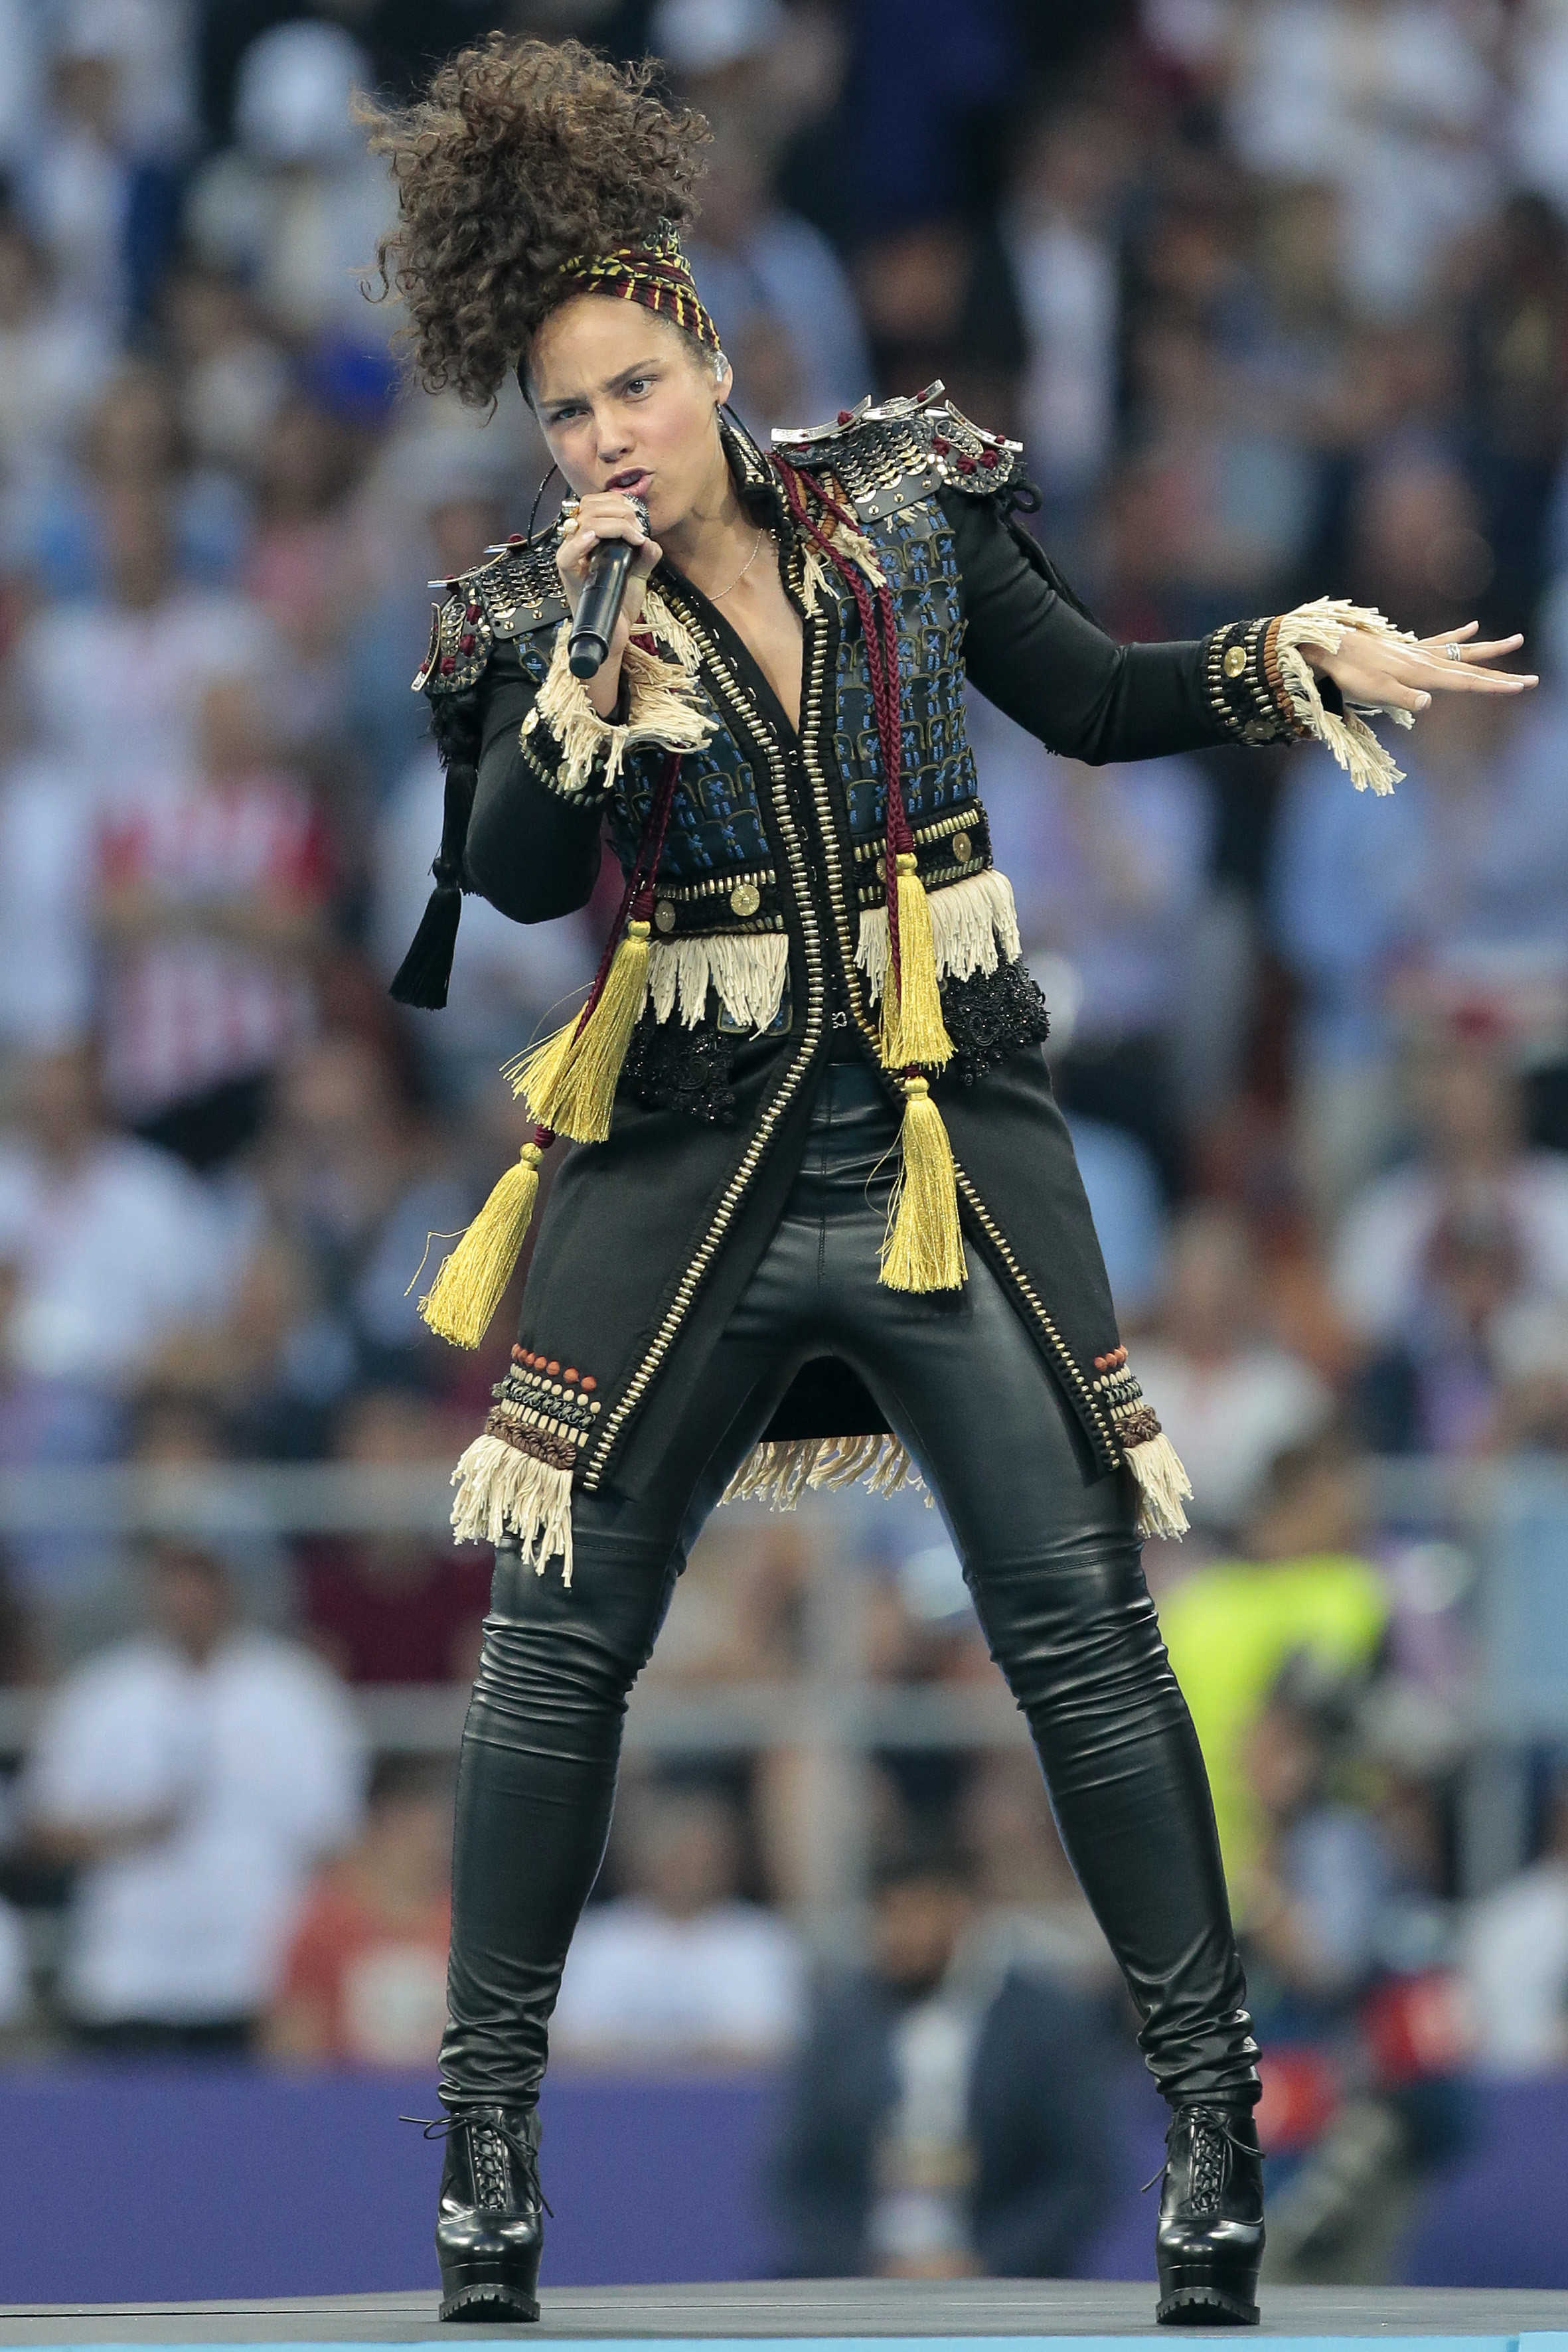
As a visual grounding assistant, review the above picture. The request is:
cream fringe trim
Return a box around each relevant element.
[645,930,791,1032]
[450,1433,577,1586]
[1125,1431,1192,1541]
[521,611,714,799]
[721,1431,930,1512]
[856,866,1022,1004]
[800,497,887,614]
[1274,597,1421,798]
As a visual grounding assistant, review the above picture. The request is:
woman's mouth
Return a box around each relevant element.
[605,467,651,497]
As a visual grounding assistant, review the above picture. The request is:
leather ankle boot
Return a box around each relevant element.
[1152,2102,1264,2325]
[430,2104,547,2323]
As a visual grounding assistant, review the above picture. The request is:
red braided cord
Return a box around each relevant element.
[774,457,911,1014]
[534,747,684,1149]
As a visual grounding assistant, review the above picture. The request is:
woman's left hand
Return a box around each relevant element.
[1303,621,1537,713]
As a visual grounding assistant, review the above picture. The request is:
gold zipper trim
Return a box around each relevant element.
[653,865,777,903]
[582,584,828,1490]
[851,806,985,862]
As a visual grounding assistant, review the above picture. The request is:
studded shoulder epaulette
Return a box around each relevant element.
[412,527,572,698]
[770,379,1024,524]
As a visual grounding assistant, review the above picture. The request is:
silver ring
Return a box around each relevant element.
[1445,641,1463,661]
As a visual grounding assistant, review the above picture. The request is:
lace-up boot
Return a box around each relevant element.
[1153,2102,1264,2325]
[433,2104,546,2322]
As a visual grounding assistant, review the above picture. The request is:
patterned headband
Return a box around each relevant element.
[550,223,722,354]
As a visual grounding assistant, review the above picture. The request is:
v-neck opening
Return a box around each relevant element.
[656,545,809,749]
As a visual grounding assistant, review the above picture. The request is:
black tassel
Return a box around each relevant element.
[390,740,477,1010]
[390,867,463,1008]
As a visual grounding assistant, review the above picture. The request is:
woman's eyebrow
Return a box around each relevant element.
[539,356,665,409]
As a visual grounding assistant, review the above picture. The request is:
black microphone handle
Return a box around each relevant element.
[567,497,649,679]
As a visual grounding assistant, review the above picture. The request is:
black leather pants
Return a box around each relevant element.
[441,1057,1259,2113]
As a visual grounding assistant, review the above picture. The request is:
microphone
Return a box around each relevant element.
[568,496,649,679]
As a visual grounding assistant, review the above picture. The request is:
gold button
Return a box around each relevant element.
[1222,644,1247,679]
[951,830,973,862]
[729,880,761,917]
[653,900,677,935]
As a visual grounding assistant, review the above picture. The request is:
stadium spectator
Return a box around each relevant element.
[0,1043,235,1472]
[238,1028,472,1448]
[0,208,112,486]
[680,107,872,436]
[21,1542,362,2049]
[1460,1768,1568,2076]
[1273,688,1568,1210]
[1157,1433,1389,1898]
[183,21,391,341]
[297,1388,491,1685]
[1127,1204,1334,1535]
[1334,1037,1568,1450]
[771,1839,1117,2278]
[94,672,331,1169]
[10,475,276,778]
[264,1753,452,2066]
[551,1786,804,2065]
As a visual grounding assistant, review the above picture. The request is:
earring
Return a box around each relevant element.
[525,460,561,542]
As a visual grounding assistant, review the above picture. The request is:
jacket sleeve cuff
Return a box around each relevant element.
[518,621,715,805]
[1269,597,1423,797]
[1202,615,1304,745]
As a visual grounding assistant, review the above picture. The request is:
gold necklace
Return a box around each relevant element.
[708,526,769,601]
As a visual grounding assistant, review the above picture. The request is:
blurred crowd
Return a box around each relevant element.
[1,0,1568,2288]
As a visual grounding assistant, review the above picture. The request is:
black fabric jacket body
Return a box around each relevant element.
[417,392,1295,1501]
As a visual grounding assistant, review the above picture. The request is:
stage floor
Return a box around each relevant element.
[5,2280,1568,2345]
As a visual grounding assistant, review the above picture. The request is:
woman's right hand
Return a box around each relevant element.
[555,491,663,717]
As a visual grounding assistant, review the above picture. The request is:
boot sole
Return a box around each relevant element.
[1156,2284,1259,2327]
[439,2278,540,2325]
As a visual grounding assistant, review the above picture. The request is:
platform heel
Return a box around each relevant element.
[422,2104,548,2323]
[1152,2103,1264,2325]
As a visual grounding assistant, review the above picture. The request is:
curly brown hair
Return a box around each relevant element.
[362,37,710,409]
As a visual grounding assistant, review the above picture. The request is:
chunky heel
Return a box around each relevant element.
[410,2105,548,2324]
[1152,2104,1264,2327]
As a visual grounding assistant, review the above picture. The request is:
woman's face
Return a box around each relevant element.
[528,294,732,536]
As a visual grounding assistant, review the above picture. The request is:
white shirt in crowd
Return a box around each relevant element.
[0,755,97,1053]
[1129,1340,1334,1533]
[0,1135,235,1385]
[1332,1156,1568,1348]
[25,1629,364,2025]
[1459,1859,1568,2076]
[551,1897,804,2063]
[11,588,277,780]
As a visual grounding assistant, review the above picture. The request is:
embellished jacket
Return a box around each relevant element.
[412,390,1320,1576]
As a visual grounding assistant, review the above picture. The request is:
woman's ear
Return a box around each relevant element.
[712,349,734,405]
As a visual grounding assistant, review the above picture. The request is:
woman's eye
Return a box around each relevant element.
[625,378,652,397]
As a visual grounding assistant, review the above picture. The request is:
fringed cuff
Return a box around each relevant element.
[519,615,716,806]
[1270,597,1421,797]
[1091,1350,1194,1541]
[1203,616,1303,746]
[451,1419,578,1585]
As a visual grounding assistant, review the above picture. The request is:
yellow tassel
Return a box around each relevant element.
[880,1076,966,1292]
[880,853,954,1070]
[419,1140,543,1348]
[509,921,651,1143]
